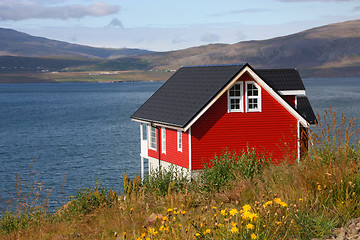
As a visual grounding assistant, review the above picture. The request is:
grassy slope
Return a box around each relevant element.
[1,110,360,239]
[3,20,360,83]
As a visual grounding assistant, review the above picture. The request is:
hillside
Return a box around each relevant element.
[1,20,360,79]
[139,19,360,78]
[0,28,153,59]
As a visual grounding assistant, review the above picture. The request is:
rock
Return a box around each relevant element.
[316,217,360,240]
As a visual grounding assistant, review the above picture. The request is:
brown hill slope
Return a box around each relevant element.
[140,19,360,77]
[0,28,153,59]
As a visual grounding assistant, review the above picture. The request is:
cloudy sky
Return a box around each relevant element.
[1,0,360,51]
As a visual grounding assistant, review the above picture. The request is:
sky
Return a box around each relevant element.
[1,0,360,52]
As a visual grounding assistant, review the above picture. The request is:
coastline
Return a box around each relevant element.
[0,70,173,84]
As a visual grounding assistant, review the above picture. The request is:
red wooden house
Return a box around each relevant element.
[131,63,316,177]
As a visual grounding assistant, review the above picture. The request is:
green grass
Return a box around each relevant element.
[1,110,360,239]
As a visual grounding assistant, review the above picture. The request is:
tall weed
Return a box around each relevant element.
[201,148,270,192]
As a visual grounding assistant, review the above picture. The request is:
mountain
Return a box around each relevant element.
[1,20,360,78]
[138,19,360,77]
[0,28,153,58]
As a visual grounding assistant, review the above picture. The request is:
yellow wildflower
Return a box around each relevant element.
[195,233,200,237]
[162,216,168,221]
[159,225,165,231]
[173,210,179,215]
[220,209,227,216]
[167,208,173,212]
[230,208,238,216]
[274,198,282,204]
[251,233,257,239]
[218,223,224,228]
[276,221,281,226]
[246,223,255,230]
[204,229,211,234]
[263,200,273,207]
[279,202,288,208]
[212,206,217,210]
[181,210,186,215]
[148,227,158,235]
[242,211,253,220]
[299,198,303,202]
[141,233,146,238]
[242,204,252,212]
[231,226,239,233]
[251,213,258,221]
[231,221,237,227]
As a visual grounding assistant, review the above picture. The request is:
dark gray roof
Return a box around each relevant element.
[297,96,317,124]
[131,64,246,128]
[131,64,315,128]
[256,69,305,91]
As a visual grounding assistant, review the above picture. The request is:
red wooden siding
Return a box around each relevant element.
[191,73,298,170]
[283,95,296,108]
[148,127,189,168]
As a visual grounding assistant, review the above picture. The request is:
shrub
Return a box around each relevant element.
[141,165,189,196]
[63,181,118,217]
[200,148,270,192]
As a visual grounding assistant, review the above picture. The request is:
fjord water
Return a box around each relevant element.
[1,78,360,211]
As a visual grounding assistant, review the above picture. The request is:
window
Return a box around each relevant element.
[228,82,243,112]
[177,130,182,152]
[246,81,261,112]
[149,126,157,150]
[161,127,166,154]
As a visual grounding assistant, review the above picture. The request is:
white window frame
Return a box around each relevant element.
[227,82,244,113]
[177,130,182,152]
[149,126,157,151]
[245,81,262,112]
[161,127,166,154]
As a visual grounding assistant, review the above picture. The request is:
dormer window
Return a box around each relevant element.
[228,82,243,112]
[246,81,261,112]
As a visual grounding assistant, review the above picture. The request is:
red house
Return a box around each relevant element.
[131,63,316,177]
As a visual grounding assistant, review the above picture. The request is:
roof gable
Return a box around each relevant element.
[131,64,246,128]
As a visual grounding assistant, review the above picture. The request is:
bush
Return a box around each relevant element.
[141,165,189,196]
[200,148,270,192]
[63,181,118,217]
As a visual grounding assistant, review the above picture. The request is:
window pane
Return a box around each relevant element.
[248,98,258,109]
[150,127,157,149]
[231,98,240,109]
[230,84,241,97]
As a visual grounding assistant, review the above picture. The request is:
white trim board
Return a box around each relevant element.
[278,90,306,96]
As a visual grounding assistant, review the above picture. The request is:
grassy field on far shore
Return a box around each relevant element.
[0,71,173,84]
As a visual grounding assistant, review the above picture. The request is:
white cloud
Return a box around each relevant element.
[0,0,120,21]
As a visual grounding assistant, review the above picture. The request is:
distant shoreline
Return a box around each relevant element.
[1,69,360,84]
[0,70,173,84]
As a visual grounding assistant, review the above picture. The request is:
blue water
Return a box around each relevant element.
[0,78,360,211]
[0,82,162,211]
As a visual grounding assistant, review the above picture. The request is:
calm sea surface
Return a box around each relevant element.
[1,78,360,211]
